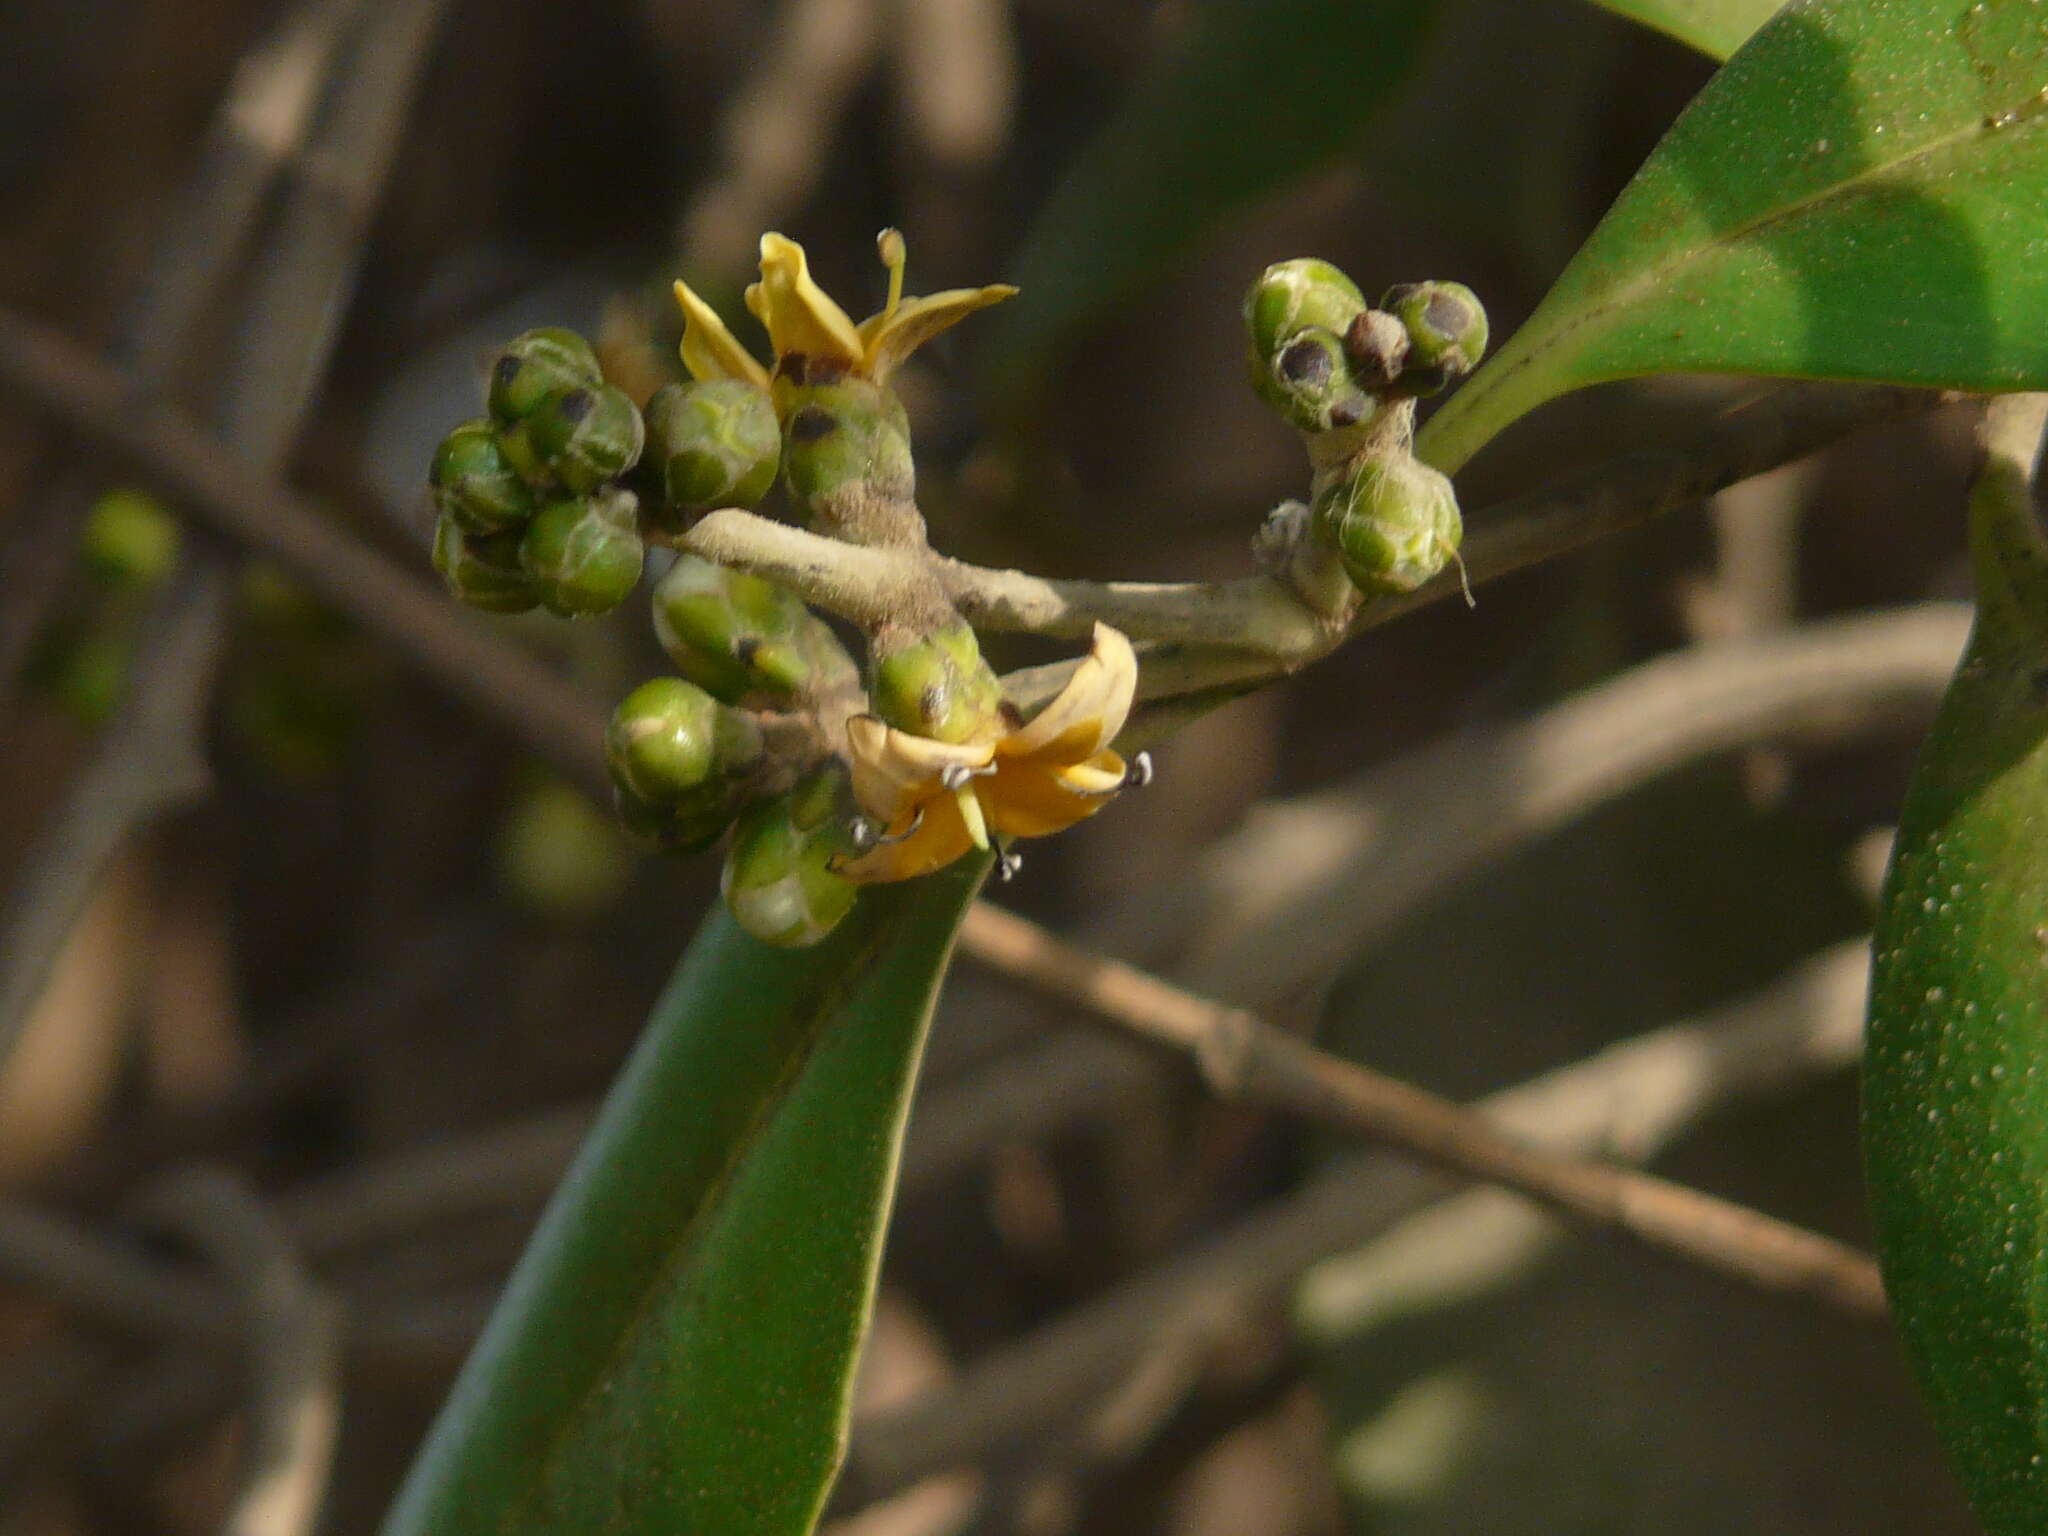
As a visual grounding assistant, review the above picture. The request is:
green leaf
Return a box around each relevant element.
[1864,395,2048,1535]
[1576,0,1779,59]
[381,858,987,1536]
[1418,0,2048,475]
[981,0,1436,398]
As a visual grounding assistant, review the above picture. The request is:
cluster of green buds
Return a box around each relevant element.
[606,554,871,945]
[425,232,1150,945]
[430,328,648,616]
[1244,260,1486,598]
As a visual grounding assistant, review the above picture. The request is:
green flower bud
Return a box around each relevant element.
[432,515,539,613]
[779,379,915,522]
[1313,455,1464,596]
[1244,258,1368,365]
[1251,325,1376,435]
[1380,281,1489,393]
[869,622,1005,743]
[430,419,537,535]
[643,380,782,529]
[651,555,857,708]
[488,327,602,423]
[605,676,764,804]
[525,384,646,493]
[82,489,179,589]
[721,773,859,948]
[520,488,645,617]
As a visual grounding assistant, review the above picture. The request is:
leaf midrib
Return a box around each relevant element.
[1441,91,2048,450]
[507,920,897,1533]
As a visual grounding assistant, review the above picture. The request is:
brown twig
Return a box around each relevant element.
[956,902,1885,1317]
[0,311,610,798]
[0,0,457,1072]
[0,0,369,689]
[842,939,1875,1503]
[1175,602,1969,1003]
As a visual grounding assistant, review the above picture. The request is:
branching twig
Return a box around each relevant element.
[0,311,611,797]
[0,0,367,688]
[692,387,1943,701]
[841,939,1874,1504]
[0,0,455,1072]
[957,902,1885,1318]
[1176,603,1968,1004]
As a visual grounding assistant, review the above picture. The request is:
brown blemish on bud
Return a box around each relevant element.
[556,389,593,423]
[789,405,837,443]
[1277,336,1331,389]
[1424,292,1470,340]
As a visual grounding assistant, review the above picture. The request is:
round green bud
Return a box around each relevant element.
[721,779,859,948]
[525,383,646,493]
[652,555,856,707]
[1313,455,1464,596]
[1244,258,1369,366]
[605,676,763,804]
[520,488,645,617]
[643,380,782,529]
[488,327,602,423]
[1380,281,1489,393]
[779,379,915,522]
[1251,325,1376,436]
[82,489,179,589]
[869,622,1005,744]
[430,419,537,534]
[432,514,539,613]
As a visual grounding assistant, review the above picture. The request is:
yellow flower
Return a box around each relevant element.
[837,624,1142,883]
[673,230,1016,391]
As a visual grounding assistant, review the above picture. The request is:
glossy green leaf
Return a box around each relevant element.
[1419,0,2048,475]
[982,0,1436,397]
[382,857,987,1536]
[1864,395,2048,1534]
[1578,0,1779,59]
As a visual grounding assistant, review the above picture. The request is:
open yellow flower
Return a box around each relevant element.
[673,230,1016,391]
[837,624,1141,883]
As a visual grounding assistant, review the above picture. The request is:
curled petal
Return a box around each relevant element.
[858,285,1018,382]
[1001,623,1138,765]
[837,793,976,883]
[746,233,864,368]
[983,751,1128,840]
[844,714,993,824]
[673,280,770,389]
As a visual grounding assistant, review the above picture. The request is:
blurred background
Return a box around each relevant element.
[0,0,1988,1529]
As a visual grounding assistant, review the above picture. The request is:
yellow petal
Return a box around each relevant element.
[672,280,770,389]
[984,751,1128,840]
[857,285,1018,382]
[1000,623,1138,765]
[836,794,977,883]
[844,714,993,823]
[744,233,864,368]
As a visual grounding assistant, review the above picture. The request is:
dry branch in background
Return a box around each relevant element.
[841,938,1874,1505]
